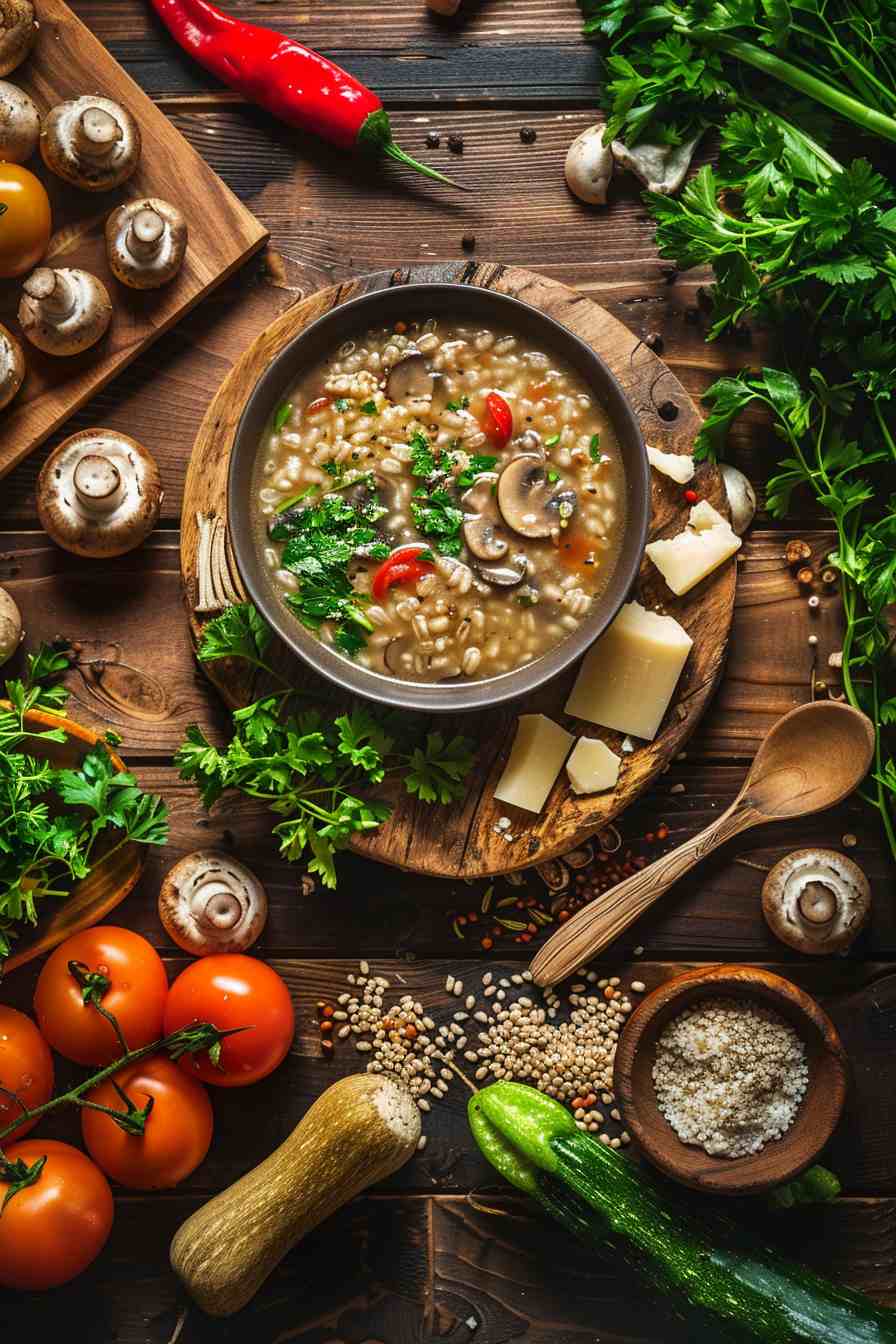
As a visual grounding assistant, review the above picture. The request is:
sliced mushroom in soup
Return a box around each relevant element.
[252,317,627,682]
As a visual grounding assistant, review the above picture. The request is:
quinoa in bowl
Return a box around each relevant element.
[229,284,649,712]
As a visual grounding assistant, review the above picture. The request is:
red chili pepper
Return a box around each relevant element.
[305,396,332,416]
[147,0,464,189]
[371,545,434,600]
[482,392,513,448]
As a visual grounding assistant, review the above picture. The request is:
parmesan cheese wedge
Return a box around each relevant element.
[493,714,574,813]
[646,444,695,484]
[566,737,622,794]
[645,499,741,595]
[565,601,692,741]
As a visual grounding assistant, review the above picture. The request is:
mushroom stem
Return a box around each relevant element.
[23,267,75,320]
[76,105,123,160]
[797,881,837,926]
[72,454,124,516]
[192,879,244,932]
[126,206,165,261]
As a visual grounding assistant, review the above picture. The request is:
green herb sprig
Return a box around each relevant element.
[177,604,475,887]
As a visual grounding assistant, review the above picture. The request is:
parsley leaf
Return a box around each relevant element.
[410,489,464,556]
[446,395,470,412]
[409,430,438,478]
[455,453,498,490]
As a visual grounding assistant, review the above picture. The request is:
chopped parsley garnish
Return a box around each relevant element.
[333,397,351,412]
[547,469,560,484]
[455,453,498,490]
[323,461,346,485]
[409,430,438,478]
[544,433,561,448]
[359,399,378,415]
[270,492,388,655]
[411,488,464,556]
[589,433,602,461]
[446,395,470,412]
[275,484,319,513]
[273,402,293,432]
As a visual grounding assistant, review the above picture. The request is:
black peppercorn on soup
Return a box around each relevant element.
[253,317,627,681]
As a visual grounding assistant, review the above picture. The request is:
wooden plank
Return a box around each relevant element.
[1,1193,893,1340]
[0,108,760,526]
[0,528,844,763]
[0,0,267,480]
[3,960,894,1194]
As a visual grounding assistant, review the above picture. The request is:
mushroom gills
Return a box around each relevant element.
[37,428,163,558]
[762,848,871,955]
[105,198,188,290]
[497,455,577,539]
[19,267,112,356]
[41,94,141,191]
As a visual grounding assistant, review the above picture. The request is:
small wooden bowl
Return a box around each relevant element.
[614,965,848,1195]
[1,705,146,975]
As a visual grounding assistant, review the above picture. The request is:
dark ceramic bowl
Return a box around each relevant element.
[229,283,649,712]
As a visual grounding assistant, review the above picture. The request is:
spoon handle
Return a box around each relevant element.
[529,802,762,986]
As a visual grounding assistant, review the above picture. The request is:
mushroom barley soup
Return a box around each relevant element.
[253,318,628,682]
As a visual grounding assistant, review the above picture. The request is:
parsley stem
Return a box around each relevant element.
[691,28,896,144]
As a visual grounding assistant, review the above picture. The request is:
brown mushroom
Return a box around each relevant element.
[19,267,112,356]
[474,555,528,587]
[105,198,187,289]
[461,473,509,562]
[41,95,141,191]
[0,0,37,78]
[429,371,450,413]
[0,585,22,665]
[159,850,268,956]
[761,848,871,955]
[0,78,38,161]
[37,428,163,558]
[497,455,577,539]
[385,350,432,403]
[0,320,24,409]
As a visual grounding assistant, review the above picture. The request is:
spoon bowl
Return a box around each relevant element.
[530,700,875,987]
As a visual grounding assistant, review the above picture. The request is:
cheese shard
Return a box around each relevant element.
[565,601,692,740]
[494,714,574,813]
[566,738,622,795]
[646,444,695,484]
[645,499,741,596]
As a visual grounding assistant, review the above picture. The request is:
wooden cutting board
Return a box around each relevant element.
[181,261,737,879]
[0,0,267,479]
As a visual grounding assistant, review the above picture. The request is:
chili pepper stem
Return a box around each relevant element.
[358,110,469,190]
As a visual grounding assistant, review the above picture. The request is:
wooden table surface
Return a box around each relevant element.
[2,2,895,1340]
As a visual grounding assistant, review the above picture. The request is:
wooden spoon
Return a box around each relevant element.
[530,701,875,987]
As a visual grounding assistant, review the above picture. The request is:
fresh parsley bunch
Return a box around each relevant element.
[176,604,475,887]
[0,646,169,960]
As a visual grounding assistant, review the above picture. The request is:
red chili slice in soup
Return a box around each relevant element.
[482,391,513,447]
[371,545,435,600]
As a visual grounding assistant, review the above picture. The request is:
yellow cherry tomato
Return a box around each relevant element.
[0,163,51,278]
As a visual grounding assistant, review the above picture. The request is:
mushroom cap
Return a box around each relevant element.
[720,463,757,536]
[105,197,188,290]
[461,472,509,562]
[158,850,268,956]
[564,124,614,206]
[37,427,163,557]
[0,78,39,162]
[0,585,22,665]
[0,0,37,78]
[761,848,871,955]
[41,95,141,191]
[19,267,112,356]
[385,349,432,404]
[497,454,577,539]
[0,320,25,410]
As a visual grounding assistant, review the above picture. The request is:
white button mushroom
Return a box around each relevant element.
[158,851,268,956]
[0,320,25,410]
[105,198,188,289]
[0,79,39,162]
[761,848,871,955]
[41,95,141,191]
[0,0,37,78]
[0,586,23,666]
[564,124,613,205]
[19,267,112,356]
[720,462,757,536]
[37,428,163,557]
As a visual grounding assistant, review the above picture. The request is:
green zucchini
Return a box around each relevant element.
[470,1082,896,1344]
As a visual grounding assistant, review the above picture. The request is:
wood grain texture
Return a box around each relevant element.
[614,964,848,1194]
[182,261,735,878]
[0,0,267,480]
[1,707,144,972]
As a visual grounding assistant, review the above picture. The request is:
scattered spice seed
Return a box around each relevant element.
[461,233,476,253]
[425,130,440,148]
[447,133,464,154]
[785,538,812,566]
[520,125,537,143]
[644,332,663,352]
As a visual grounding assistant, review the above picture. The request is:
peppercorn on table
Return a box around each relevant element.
[1,0,895,1339]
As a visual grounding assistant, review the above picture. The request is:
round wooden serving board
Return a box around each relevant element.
[181,262,736,880]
